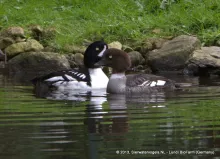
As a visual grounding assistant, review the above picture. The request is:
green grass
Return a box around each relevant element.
[1,0,220,49]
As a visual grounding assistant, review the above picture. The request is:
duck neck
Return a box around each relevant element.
[110,72,126,79]
[89,68,109,89]
[88,67,103,74]
[107,72,126,94]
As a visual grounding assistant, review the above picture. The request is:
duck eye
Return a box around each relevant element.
[96,47,99,51]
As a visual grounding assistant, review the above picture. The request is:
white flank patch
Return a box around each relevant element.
[80,74,86,79]
[65,75,75,81]
[53,81,89,90]
[156,80,166,86]
[72,72,77,75]
[45,68,108,90]
[97,45,107,57]
[150,81,157,87]
[45,76,63,82]
[138,80,149,86]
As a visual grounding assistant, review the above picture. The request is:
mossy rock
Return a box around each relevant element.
[7,51,70,81]
[184,46,220,76]
[148,35,201,72]
[127,51,145,67]
[5,39,44,58]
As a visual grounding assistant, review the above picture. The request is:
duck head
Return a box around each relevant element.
[94,48,131,73]
[84,41,108,68]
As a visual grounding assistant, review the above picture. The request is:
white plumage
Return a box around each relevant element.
[45,76,64,82]
[156,80,166,86]
[150,81,157,87]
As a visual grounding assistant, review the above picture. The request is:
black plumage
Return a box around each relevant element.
[31,40,108,90]
[32,68,91,86]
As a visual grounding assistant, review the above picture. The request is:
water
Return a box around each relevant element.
[1,74,220,159]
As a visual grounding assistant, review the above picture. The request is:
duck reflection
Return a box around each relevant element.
[85,94,129,135]
[33,87,168,159]
[84,93,129,159]
[33,84,107,102]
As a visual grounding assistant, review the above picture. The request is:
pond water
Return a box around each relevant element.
[1,73,220,159]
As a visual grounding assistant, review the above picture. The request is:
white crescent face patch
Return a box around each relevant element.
[97,45,107,57]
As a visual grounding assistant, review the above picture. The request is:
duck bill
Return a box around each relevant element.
[94,58,108,67]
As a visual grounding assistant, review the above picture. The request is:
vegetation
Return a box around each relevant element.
[1,0,220,48]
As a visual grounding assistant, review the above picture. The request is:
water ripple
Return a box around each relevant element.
[1,76,220,158]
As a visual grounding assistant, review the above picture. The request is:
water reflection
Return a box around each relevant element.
[33,86,170,158]
[2,74,220,158]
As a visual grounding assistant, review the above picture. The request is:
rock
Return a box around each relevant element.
[108,41,122,49]
[140,40,153,52]
[43,46,57,52]
[183,63,199,76]
[30,25,43,34]
[15,36,25,43]
[5,41,26,57]
[63,44,86,53]
[7,51,70,81]
[65,53,84,68]
[65,54,77,68]
[42,27,57,40]
[0,61,5,68]
[143,67,152,74]
[0,26,25,38]
[29,26,57,46]
[0,49,6,61]
[151,38,169,49]
[148,35,201,72]
[0,37,14,49]
[5,39,44,58]
[74,53,84,66]
[29,25,43,41]
[184,46,220,76]
[127,51,145,67]
[135,38,169,55]
[25,39,44,51]
[126,64,152,74]
[122,45,133,52]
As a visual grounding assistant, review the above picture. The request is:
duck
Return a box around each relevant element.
[94,48,182,94]
[31,41,109,92]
